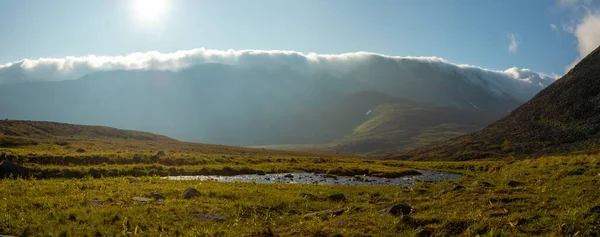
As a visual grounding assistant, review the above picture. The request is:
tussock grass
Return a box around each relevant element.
[2,155,600,236]
[3,121,600,235]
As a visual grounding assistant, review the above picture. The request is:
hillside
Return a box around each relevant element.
[333,102,502,154]
[0,120,173,141]
[396,45,600,161]
[0,120,345,158]
[0,57,545,148]
[257,99,504,155]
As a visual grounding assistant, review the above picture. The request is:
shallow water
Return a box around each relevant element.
[163,170,461,187]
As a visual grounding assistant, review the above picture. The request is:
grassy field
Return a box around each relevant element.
[3,153,600,236]
[3,121,600,236]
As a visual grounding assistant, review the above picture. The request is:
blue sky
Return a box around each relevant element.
[0,0,598,75]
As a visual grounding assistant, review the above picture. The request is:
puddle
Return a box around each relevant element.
[163,170,460,187]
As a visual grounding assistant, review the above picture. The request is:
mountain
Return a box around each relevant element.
[0,56,551,150]
[0,120,172,141]
[256,94,504,155]
[332,101,502,155]
[0,120,338,158]
[395,45,600,161]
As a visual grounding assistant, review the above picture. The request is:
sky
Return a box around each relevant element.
[0,0,599,76]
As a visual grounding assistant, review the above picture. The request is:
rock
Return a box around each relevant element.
[256,170,267,175]
[132,196,153,203]
[76,148,86,153]
[472,181,494,187]
[507,181,524,187]
[439,185,465,195]
[183,188,201,199]
[283,174,294,178]
[147,192,165,200]
[191,211,227,222]
[0,160,31,178]
[327,193,346,202]
[153,199,166,205]
[156,151,166,156]
[89,200,104,207]
[289,158,299,163]
[304,208,345,218]
[300,193,322,201]
[379,203,413,216]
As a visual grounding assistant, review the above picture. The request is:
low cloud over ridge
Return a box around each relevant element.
[0,48,557,101]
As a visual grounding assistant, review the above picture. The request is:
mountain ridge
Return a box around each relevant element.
[0,62,526,148]
[395,44,600,160]
[0,120,174,141]
[0,119,351,158]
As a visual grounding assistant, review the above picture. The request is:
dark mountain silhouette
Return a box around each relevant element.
[396,45,600,160]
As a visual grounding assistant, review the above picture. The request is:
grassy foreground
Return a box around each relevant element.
[2,154,600,236]
[2,121,600,236]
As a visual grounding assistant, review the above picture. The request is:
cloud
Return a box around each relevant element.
[564,11,600,72]
[550,24,560,33]
[562,23,575,33]
[508,33,519,54]
[558,0,582,7]
[0,48,558,102]
[557,0,593,8]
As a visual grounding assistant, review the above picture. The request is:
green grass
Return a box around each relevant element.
[3,121,600,236]
[3,155,600,236]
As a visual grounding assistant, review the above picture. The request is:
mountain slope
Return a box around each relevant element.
[0,120,173,141]
[256,97,504,155]
[0,120,344,158]
[0,62,526,147]
[397,45,600,161]
[334,101,502,154]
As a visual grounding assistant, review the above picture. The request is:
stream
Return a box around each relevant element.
[163,170,461,187]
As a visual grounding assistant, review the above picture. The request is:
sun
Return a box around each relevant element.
[131,0,169,23]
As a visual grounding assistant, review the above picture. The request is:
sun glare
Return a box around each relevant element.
[132,0,169,23]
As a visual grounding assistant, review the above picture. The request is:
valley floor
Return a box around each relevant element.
[2,154,600,236]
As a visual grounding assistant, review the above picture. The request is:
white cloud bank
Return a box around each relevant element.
[566,11,600,71]
[0,48,558,101]
[556,0,600,72]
